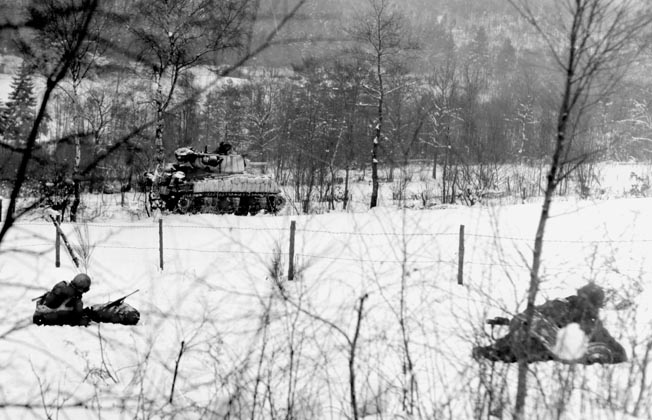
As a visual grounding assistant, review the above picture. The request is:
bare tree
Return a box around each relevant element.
[351,0,407,208]
[127,0,253,164]
[504,1,652,418]
[426,58,461,203]
[28,0,109,221]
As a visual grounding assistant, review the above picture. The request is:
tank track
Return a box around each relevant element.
[159,191,285,215]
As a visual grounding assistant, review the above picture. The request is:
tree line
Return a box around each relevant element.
[0,0,651,218]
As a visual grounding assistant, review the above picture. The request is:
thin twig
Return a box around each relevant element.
[349,293,369,420]
[169,340,186,404]
[30,360,52,420]
[97,324,117,384]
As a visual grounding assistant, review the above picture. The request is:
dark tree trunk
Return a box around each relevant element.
[432,148,437,179]
[70,180,80,222]
[343,166,350,210]
[370,48,384,208]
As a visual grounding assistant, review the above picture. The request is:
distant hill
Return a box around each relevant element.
[0,0,543,69]
[247,0,541,68]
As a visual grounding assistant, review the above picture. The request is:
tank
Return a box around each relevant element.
[147,147,286,215]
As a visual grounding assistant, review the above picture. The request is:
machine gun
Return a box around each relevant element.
[94,289,140,310]
[86,289,140,325]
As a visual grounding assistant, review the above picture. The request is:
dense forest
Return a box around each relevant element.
[0,0,651,216]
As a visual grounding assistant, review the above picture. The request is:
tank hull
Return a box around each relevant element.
[151,174,285,215]
[148,148,285,215]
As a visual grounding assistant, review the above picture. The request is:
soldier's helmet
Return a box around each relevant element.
[71,273,91,293]
[577,283,605,308]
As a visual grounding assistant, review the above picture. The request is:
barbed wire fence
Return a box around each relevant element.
[7,218,650,284]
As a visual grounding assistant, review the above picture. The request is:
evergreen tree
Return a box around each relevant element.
[200,82,250,152]
[0,61,44,144]
[465,25,491,90]
[469,26,490,67]
[0,98,9,177]
[221,82,250,150]
[0,99,7,138]
[495,37,517,82]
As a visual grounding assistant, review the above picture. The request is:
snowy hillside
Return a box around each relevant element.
[1,193,651,419]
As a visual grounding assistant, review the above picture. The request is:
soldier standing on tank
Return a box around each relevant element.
[215,142,233,155]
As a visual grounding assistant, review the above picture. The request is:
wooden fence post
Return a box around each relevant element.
[288,220,296,280]
[55,215,61,268]
[159,218,164,270]
[50,215,80,268]
[457,224,465,285]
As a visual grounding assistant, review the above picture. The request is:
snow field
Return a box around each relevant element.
[1,197,651,419]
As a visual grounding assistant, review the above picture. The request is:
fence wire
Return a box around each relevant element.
[5,220,648,275]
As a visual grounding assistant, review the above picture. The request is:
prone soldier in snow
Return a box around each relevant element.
[33,274,140,326]
[473,283,627,364]
[33,273,92,326]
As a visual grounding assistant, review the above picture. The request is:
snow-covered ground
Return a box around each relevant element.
[1,186,652,419]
